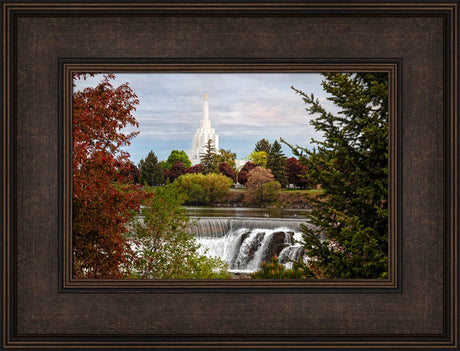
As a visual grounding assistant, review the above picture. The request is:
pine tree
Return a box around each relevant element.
[267,140,289,187]
[139,151,164,186]
[287,72,388,279]
[254,138,271,153]
[200,139,219,174]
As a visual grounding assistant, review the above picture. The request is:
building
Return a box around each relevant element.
[188,94,219,166]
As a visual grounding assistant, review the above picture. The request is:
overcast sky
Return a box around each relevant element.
[74,73,337,165]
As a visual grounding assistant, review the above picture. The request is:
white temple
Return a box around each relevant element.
[188,94,219,166]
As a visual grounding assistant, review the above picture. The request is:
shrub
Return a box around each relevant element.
[252,255,311,279]
[173,173,233,205]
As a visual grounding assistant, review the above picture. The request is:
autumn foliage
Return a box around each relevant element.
[237,161,257,185]
[286,157,309,188]
[72,74,145,278]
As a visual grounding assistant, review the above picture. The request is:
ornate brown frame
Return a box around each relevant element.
[2,1,458,349]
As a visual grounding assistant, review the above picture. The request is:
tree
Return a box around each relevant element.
[219,162,237,183]
[254,138,271,153]
[173,173,233,205]
[139,151,164,186]
[247,150,268,168]
[246,166,275,188]
[244,166,281,206]
[164,161,186,182]
[118,161,140,184]
[131,185,230,279]
[216,149,237,169]
[237,161,257,185]
[287,73,388,279]
[200,139,219,174]
[267,140,289,187]
[286,157,309,188]
[185,164,202,174]
[164,150,191,169]
[72,73,144,279]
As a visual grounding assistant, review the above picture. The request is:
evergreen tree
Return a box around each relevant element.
[200,139,219,174]
[267,140,289,187]
[254,138,272,153]
[138,151,164,186]
[286,73,388,279]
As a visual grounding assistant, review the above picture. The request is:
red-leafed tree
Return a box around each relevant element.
[164,161,186,182]
[72,73,145,279]
[185,164,202,174]
[237,161,257,185]
[286,157,309,188]
[219,162,237,183]
[118,161,140,184]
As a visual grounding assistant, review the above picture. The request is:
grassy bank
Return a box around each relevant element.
[209,188,322,209]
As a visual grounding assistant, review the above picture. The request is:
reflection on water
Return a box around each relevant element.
[184,206,308,219]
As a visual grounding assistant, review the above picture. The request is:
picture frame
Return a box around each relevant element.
[2,1,458,349]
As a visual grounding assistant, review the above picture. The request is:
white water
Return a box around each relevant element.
[191,217,306,274]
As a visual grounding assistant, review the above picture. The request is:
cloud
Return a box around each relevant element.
[75,73,335,163]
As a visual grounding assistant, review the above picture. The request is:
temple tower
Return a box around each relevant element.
[189,94,219,166]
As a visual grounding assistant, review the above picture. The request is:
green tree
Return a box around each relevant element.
[131,185,230,279]
[138,151,164,186]
[216,148,237,169]
[200,139,219,174]
[286,73,388,279]
[173,173,233,205]
[247,150,268,168]
[267,140,289,187]
[164,150,191,169]
[254,138,271,153]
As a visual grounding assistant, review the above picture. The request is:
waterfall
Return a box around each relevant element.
[190,217,308,274]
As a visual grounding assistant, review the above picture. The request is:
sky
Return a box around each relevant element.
[74,73,338,165]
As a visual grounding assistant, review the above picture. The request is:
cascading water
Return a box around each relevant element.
[189,217,307,274]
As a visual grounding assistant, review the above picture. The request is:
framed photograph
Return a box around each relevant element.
[2,1,458,349]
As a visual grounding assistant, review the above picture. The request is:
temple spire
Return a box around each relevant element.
[188,94,219,166]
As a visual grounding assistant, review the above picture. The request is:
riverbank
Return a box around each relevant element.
[206,188,321,209]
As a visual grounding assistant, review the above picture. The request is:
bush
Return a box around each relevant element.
[252,255,311,279]
[130,184,230,279]
[173,173,233,205]
[261,181,281,203]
